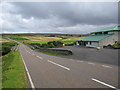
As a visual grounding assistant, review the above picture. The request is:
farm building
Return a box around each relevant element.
[76,25,120,47]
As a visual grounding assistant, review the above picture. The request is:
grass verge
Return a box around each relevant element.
[0,57,2,89]
[37,50,65,57]
[2,50,28,88]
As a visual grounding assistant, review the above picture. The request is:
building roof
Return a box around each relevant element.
[77,34,113,41]
[91,25,120,33]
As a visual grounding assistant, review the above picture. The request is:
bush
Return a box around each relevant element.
[0,42,18,56]
[2,46,11,55]
[65,42,76,46]
[29,41,63,49]
[113,42,120,48]
[47,41,63,47]
[41,44,49,48]
[48,43,55,48]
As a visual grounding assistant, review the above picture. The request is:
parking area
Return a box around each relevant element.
[57,46,118,66]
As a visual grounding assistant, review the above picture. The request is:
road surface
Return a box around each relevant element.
[18,44,118,89]
[53,46,118,66]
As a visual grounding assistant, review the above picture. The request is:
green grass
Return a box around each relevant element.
[12,37,29,40]
[2,50,28,88]
[30,41,48,44]
[61,37,84,44]
[37,50,64,56]
[0,57,2,89]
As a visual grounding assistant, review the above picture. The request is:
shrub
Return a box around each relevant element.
[41,44,49,48]
[29,41,63,49]
[0,42,18,56]
[48,43,55,48]
[113,42,120,48]
[47,41,63,47]
[2,46,11,55]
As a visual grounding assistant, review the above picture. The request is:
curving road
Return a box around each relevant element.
[18,43,118,89]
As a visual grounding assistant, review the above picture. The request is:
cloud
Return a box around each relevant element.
[0,2,118,34]
[13,2,118,25]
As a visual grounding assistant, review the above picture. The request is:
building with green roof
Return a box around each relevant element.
[77,25,120,47]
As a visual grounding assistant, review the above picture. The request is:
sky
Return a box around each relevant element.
[0,1,118,34]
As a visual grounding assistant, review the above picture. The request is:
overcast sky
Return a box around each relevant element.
[0,2,118,34]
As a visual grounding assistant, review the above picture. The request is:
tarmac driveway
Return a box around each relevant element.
[56,46,118,66]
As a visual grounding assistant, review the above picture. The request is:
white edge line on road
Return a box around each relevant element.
[48,60,70,70]
[92,78,117,89]
[21,54,35,88]
[102,65,112,68]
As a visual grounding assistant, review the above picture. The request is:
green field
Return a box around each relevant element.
[2,50,28,88]
[23,36,61,41]
[29,41,48,44]
[0,38,10,43]
[60,37,84,44]
[10,36,84,46]
[12,37,29,40]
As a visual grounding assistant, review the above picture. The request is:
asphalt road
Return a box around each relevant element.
[54,46,118,66]
[18,44,118,88]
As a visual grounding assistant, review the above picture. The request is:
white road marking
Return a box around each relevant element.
[102,65,112,68]
[31,53,35,55]
[88,62,95,65]
[25,49,27,51]
[92,78,117,89]
[23,46,27,51]
[26,50,32,55]
[20,54,35,89]
[27,51,29,53]
[28,52,31,54]
[24,47,31,55]
[36,56,43,59]
[69,59,74,61]
[48,60,70,70]
[77,61,83,62]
